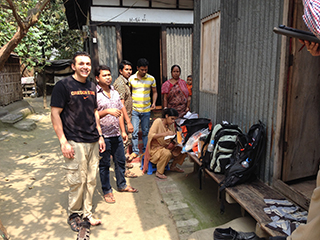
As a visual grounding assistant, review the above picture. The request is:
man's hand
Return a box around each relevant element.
[299,39,320,56]
[108,108,122,117]
[127,122,134,133]
[61,142,75,159]
[150,103,156,110]
[122,132,128,143]
[99,137,106,153]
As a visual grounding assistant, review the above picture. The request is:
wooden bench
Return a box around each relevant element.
[187,152,287,238]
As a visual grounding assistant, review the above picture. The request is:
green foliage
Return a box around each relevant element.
[0,0,83,69]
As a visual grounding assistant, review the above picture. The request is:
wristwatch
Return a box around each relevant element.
[99,134,104,138]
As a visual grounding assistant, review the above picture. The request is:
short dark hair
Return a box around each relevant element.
[72,51,90,65]
[187,75,192,78]
[162,108,179,118]
[137,58,149,67]
[171,64,181,73]
[95,65,111,77]
[119,60,133,71]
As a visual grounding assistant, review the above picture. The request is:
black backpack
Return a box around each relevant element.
[199,123,242,189]
[200,123,242,173]
[218,121,266,213]
[180,118,212,143]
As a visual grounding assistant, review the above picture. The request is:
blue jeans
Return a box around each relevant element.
[99,136,127,194]
[131,110,150,154]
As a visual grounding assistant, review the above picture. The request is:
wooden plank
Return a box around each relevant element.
[273,179,310,210]
[188,152,286,237]
[226,183,286,237]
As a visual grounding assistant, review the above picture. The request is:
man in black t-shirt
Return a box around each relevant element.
[51,52,106,232]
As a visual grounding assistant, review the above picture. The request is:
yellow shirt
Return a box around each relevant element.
[129,71,156,113]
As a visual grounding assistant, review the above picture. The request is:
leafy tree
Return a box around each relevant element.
[0,0,83,72]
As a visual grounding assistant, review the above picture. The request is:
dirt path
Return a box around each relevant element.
[0,97,179,240]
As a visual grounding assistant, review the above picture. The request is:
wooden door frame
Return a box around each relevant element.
[272,0,312,210]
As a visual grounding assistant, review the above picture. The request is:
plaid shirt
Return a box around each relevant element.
[303,0,320,39]
[113,75,132,116]
[96,85,124,138]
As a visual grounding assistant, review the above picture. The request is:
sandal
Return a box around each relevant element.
[125,170,137,178]
[156,171,167,179]
[67,214,82,232]
[104,193,116,203]
[170,166,184,173]
[126,163,134,169]
[77,221,90,240]
[88,216,101,226]
[118,185,138,193]
[128,152,138,162]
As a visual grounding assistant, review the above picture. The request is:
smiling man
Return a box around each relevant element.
[50,51,105,232]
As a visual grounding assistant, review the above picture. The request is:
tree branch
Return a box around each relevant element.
[5,0,25,29]
[0,0,51,71]
[26,0,51,26]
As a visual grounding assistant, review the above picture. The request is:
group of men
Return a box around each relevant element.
[50,52,157,233]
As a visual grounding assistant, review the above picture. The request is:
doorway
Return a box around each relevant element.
[121,26,162,106]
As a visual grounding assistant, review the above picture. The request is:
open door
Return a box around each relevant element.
[121,26,162,106]
[282,1,320,182]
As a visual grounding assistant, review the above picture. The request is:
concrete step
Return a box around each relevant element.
[0,100,36,131]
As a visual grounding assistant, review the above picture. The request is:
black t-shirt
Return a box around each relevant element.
[50,75,99,143]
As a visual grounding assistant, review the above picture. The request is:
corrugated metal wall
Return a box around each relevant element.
[96,26,118,81]
[194,0,285,183]
[200,0,220,19]
[166,27,193,81]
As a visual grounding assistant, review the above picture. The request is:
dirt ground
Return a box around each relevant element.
[0,97,241,240]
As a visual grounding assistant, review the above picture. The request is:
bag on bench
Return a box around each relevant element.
[180,118,212,143]
[200,122,242,174]
[219,121,266,190]
[218,121,266,213]
[198,122,242,190]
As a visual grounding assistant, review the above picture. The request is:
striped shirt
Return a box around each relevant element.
[128,71,156,113]
[303,0,320,40]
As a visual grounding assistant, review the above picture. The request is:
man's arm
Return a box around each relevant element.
[151,87,158,110]
[120,99,133,133]
[94,109,106,153]
[119,111,128,143]
[51,106,75,159]
[98,108,122,118]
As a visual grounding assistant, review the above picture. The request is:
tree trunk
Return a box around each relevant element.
[0,28,26,71]
[0,0,51,71]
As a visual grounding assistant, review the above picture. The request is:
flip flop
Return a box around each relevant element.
[104,193,116,203]
[125,170,138,178]
[118,185,139,193]
[126,163,134,169]
[156,171,167,179]
[128,152,138,162]
[170,166,185,173]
